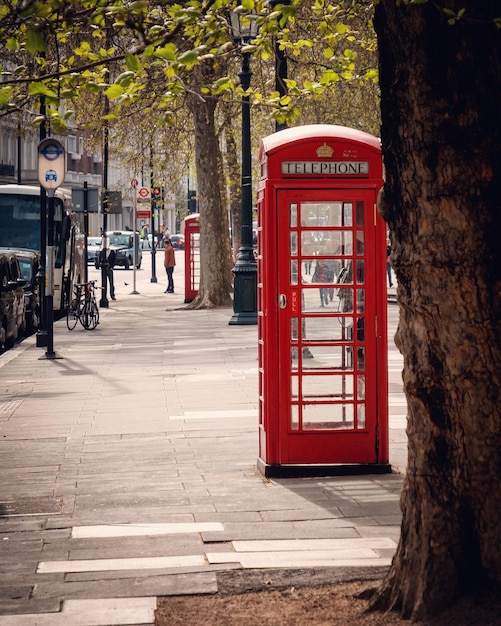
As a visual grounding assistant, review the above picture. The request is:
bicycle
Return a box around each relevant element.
[66,281,100,331]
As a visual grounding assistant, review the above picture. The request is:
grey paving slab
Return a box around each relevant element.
[0,254,406,623]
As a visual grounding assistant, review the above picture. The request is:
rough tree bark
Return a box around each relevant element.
[372,1,501,620]
[186,65,234,309]
[220,99,242,259]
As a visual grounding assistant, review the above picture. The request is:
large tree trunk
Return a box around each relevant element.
[186,68,233,308]
[372,1,501,619]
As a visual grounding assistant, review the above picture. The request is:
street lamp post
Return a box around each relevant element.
[269,0,291,132]
[229,10,258,326]
[100,116,110,308]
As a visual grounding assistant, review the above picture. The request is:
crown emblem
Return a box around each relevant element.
[316,143,334,158]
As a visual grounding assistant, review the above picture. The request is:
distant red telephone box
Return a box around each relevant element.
[256,125,390,477]
[184,214,200,303]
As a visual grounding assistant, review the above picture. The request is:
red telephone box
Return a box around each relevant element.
[257,124,390,477]
[184,214,200,303]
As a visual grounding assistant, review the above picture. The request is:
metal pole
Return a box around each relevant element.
[100,118,109,308]
[131,193,139,294]
[36,97,48,347]
[229,51,258,325]
[269,0,291,132]
[84,182,89,284]
[150,147,157,283]
[44,191,56,359]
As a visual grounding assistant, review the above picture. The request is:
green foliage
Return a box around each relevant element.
[0,0,380,134]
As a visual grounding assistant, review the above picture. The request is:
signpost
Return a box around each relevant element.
[37,138,65,360]
[130,179,140,295]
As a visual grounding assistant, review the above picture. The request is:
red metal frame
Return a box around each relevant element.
[257,125,389,476]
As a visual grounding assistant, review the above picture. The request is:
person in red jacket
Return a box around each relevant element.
[163,238,176,293]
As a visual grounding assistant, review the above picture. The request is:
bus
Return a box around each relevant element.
[0,184,79,315]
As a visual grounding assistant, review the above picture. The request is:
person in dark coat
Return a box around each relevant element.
[98,244,116,300]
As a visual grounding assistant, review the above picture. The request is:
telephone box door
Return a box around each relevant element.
[275,188,385,465]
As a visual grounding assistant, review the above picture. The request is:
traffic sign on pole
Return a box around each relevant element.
[137,186,151,201]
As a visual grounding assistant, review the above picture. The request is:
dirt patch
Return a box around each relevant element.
[155,578,501,626]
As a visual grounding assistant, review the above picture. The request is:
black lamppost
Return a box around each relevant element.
[229,10,258,326]
[150,145,157,283]
[269,0,291,132]
[100,116,110,308]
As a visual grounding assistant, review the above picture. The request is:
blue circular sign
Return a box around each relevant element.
[41,142,64,161]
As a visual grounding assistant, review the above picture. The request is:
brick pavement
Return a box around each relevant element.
[0,252,405,625]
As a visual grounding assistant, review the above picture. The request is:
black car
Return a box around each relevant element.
[99,231,143,269]
[13,249,41,333]
[170,234,185,250]
[0,250,26,349]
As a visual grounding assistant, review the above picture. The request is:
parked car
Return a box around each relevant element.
[98,231,142,269]
[11,249,41,333]
[0,250,26,350]
[87,236,101,265]
[170,234,185,250]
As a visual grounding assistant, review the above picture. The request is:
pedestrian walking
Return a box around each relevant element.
[97,242,116,300]
[163,238,176,293]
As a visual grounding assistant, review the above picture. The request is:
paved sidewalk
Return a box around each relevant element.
[0,252,406,625]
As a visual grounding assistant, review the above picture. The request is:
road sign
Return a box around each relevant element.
[137,186,151,200]
[131,178,139,188]
[137,209,151,219]
[38,138,65,191]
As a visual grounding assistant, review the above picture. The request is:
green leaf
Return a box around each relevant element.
[6,37,18,51]
[0,90,10,106]
[105,84,125,99]
[178,50,199,67]
[26,27,46,54]
[125,51,140,72]
[155,44,177,61]
[27,82,57,97]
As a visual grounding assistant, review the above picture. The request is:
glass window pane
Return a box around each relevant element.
[300,345,353,371]
[356,201,364,226]
[300,202,343,227]
[356,259,364,283]
[355,231,364,254]
[357,404,366,429]
[302,231,353,257]
[302,287,338,312]
[357,346,365,371]
[357,375,366,400]
[356,317,365,342]
[291,405,299,430]
[291,317,298,341]
[290,203,297,227]
[302,374,353,400]
[291,347,298,371]
[290,231,298,256]
[337,288,354,313]
[303,316,351,342]
[356,289,365,313]
[291,259,298,285]
[343,203,353,226]
[291,375,298,399]
[303,404,354,430]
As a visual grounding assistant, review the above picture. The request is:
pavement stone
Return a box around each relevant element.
[0,251,406,624]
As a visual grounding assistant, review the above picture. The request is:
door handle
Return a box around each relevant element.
[279,294,287,309]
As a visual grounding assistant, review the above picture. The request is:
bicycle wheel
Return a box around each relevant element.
[85,300,99,330]
[81,299,99,330]
[66,299,80,330]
